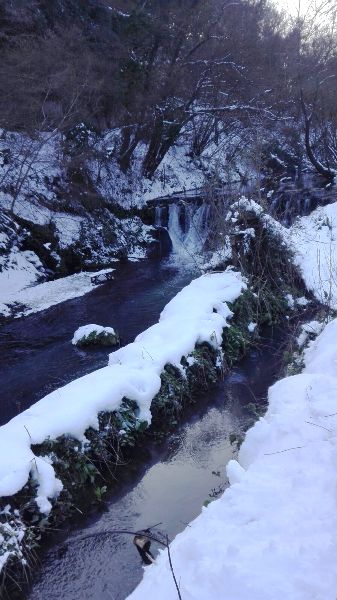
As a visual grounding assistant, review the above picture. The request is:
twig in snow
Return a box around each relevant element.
[166,534,182,600]
[305,421,333,433]
[60,527,183,600]
[264,445,306,456]
[24,425,32,440]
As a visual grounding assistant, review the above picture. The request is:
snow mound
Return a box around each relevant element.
[72,324,119,347]
[289,202,337,308]
[128,316,337,600]
[0,270,245,515]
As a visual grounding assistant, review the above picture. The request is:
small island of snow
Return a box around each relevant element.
[72,324,119,347]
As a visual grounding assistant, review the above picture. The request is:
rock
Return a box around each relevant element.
[90,270,114,285]
[148,227,172,258]
[72,324,119,347]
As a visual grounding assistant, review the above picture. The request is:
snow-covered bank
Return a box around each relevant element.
[289,202,337,308]
[0,267,115,318]
[0,270,245,513]
[128,318,337,600]
[227,195,337,310]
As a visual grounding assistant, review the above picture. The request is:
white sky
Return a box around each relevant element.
[275,0,312,16]
[275,0,335,17]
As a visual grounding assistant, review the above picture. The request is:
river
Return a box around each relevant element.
[27,326,285,600]
[0,257,197,425]
[0,202,293,600]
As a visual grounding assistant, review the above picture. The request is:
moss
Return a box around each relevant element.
[150,364,190,432]
[223,289,258,366]
[185,343,219,392]
[74,329,120,347]
[229,288,258,326]
[150,343,220,433]
[223,324,249,366]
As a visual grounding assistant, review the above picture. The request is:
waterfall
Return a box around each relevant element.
[165,201,211,260]
[167,203,185,255]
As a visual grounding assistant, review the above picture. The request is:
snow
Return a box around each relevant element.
[0,192,85,242]
[0,248,45,316]
[72,324,117,345]
[0,270,245,518]
[201,246,231,271]
[0,268,115,319]
[297,320,324,348]
[128,315,337,600]
[90,130,251,209]
[0,516,26,572]
[289,202,337,308]
[247,321,257,332]
[296,296,309,307]
[285,293,295,308]
[228,196,337,311]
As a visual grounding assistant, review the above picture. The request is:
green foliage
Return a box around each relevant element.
[150,364,190,431]
[223,324,249,366]
[75,329,119,347]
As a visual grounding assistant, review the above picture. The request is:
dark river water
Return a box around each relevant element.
[0,258,197,425]
[0,251,286,600]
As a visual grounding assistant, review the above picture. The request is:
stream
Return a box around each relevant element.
[0,248,287,600]
[26,327,285,600]
[0,258,196,425]
[1,179,323,599]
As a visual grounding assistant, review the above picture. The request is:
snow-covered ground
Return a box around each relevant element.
[0,247,45,311]
[90,130,252,208]
[0,270,245,517]
[0,268,115,318]
[289,202,337,308]
[128,316,337,600]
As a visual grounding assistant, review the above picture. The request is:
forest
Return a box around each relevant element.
[0,0,336,181]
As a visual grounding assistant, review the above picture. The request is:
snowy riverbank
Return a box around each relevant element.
[228,196,337,310]
[0,267,115,318]
[128,316,337,600]
[289,201,337,308]
[0,269,245,578]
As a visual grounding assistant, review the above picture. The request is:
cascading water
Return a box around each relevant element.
[183,203,211,252]
[158,201,211,261]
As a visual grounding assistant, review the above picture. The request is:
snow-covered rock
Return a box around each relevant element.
[72,324,119,347]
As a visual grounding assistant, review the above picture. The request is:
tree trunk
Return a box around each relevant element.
[118,128,141,173]
[300,92,335,181]
[141,119,184,179]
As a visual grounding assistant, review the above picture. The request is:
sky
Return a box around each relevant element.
[276,0,312,16]
[276,0,337,17]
